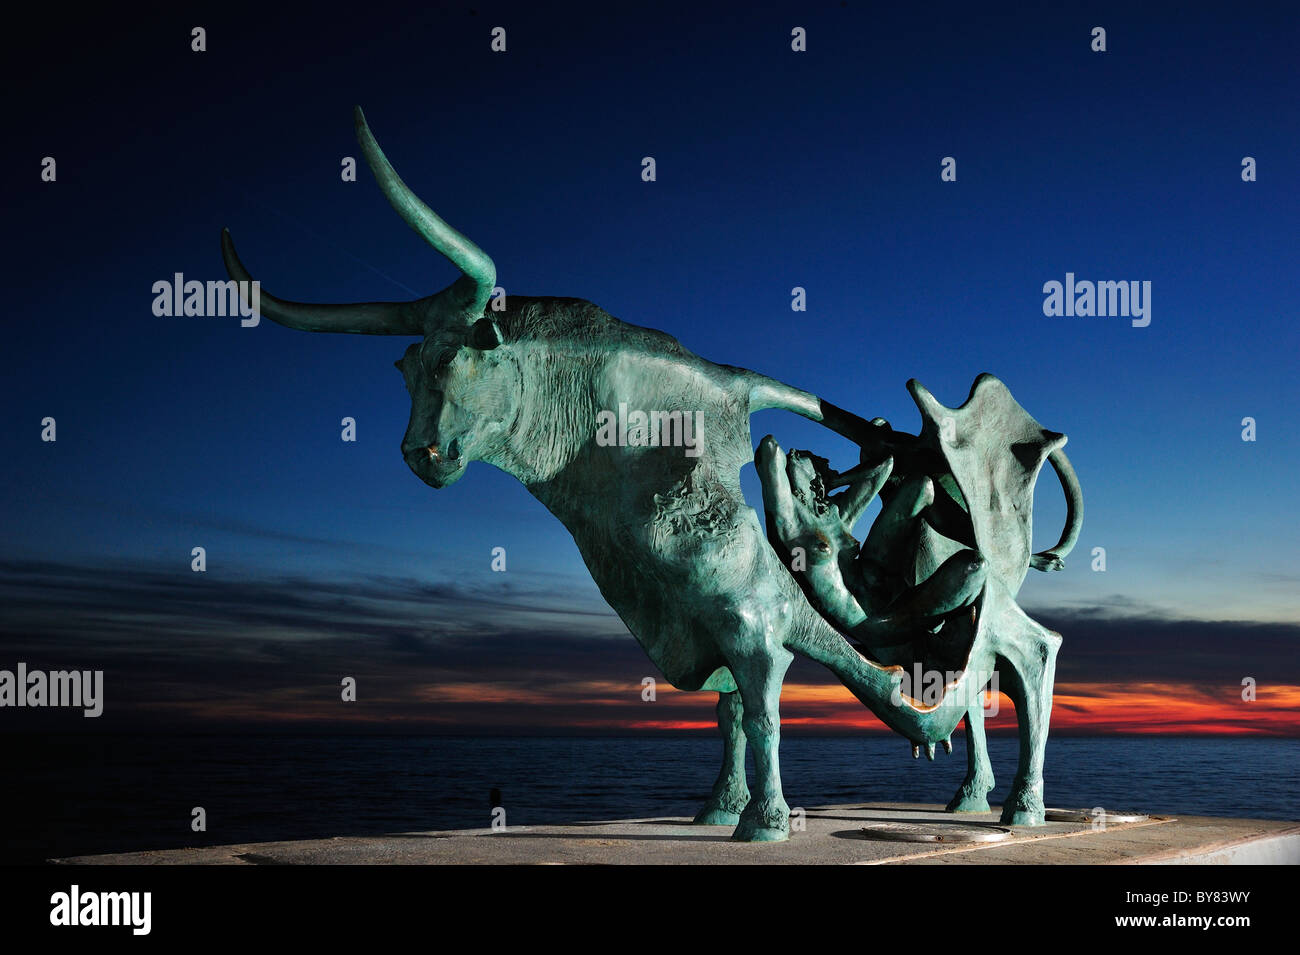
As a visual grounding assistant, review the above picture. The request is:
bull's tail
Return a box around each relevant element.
[746,374,876,445]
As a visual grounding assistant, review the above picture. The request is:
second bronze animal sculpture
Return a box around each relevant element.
[222,107,1083,842]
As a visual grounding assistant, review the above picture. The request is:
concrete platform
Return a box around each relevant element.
[50,803,1300,865]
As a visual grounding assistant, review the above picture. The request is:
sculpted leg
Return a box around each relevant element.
[729,647,794,843]
[946,705,995,813]
[993,604,1062,826]
[693,690,750,825]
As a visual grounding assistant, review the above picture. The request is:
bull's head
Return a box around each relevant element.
[221,107,516,488]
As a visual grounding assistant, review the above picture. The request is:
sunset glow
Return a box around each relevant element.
[111,677,1300,737]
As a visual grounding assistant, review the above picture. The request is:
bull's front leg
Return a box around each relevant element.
[727,646,794,842]
[693,690,750,825]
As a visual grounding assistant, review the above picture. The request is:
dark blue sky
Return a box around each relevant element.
[3,2,1298,732]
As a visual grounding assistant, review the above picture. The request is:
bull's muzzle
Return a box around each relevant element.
[402,441,464,488]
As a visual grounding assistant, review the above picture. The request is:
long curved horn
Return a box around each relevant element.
[219,107,496,335]
[220,229,425,335]
[354,106,497,318]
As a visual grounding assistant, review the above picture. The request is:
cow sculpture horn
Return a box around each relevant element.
[220,106,497,335]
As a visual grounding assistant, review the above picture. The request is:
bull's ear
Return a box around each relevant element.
[469,318,503,350]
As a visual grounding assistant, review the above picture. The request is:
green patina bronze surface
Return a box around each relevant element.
[757,377,1083,822]
[222,108,1084,842]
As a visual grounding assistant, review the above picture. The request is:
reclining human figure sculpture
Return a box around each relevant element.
[755,373,1083,814]
[221,107,1084,841]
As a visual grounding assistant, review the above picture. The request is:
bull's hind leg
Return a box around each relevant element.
[728,646,794,842]
[693,690,750,825]
[946,705,995,813]
[993,607,1062,826]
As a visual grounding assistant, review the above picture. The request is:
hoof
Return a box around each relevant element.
[732,800,790,842]
[1000,787,1046,826]
[1001,806,1046,826]
[693,789,748,826]
[946,792,992,814]
[693,806,742,826]
[731,823,789,843]
[946,778,994,813]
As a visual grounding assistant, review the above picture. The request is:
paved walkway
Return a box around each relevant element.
[51,803,1300,865]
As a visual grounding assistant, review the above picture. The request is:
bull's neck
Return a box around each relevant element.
[480,342,604,495]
